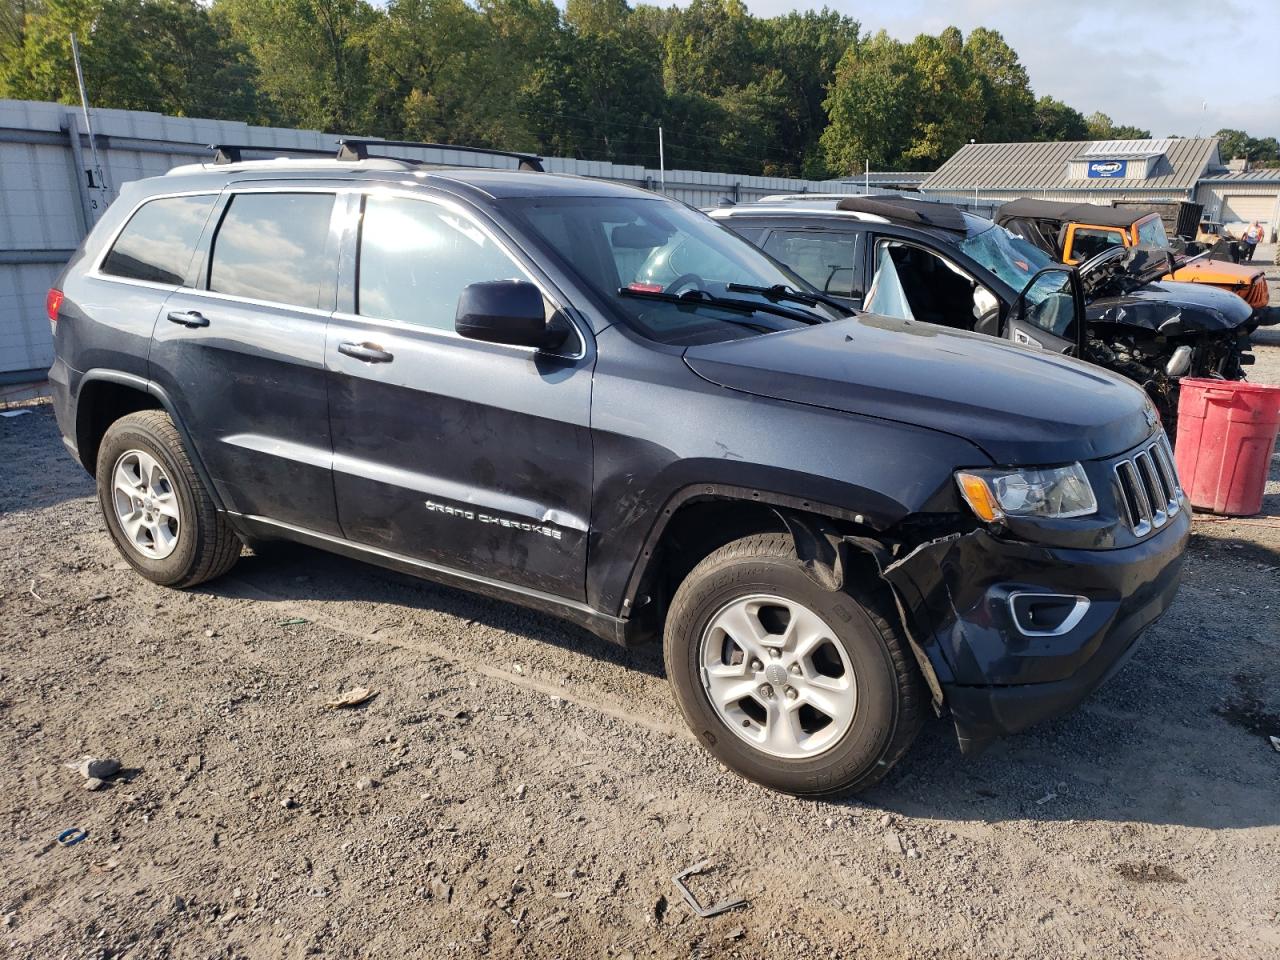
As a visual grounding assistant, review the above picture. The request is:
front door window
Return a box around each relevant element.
[865,239,996,331]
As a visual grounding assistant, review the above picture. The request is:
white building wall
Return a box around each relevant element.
[1194,181,1280,239]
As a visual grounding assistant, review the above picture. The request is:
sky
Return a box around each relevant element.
[712,0,1280,139]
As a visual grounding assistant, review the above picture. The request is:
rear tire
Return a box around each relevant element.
[96,410,240,587]
[664,533,924,795]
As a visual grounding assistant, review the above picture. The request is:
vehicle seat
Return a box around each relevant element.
[890,246,974,330]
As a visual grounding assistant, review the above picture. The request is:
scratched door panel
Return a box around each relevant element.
[326,318,593,599]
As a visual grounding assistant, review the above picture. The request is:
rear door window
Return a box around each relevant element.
[762,229,859,297]
[100,194,218,285]
[208,193,336,308]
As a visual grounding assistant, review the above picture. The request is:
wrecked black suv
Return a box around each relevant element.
[711,195,1258,423]
[48,144,1189,795]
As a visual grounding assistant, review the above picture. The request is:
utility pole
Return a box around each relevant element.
[658,125,666,195]
[70,32,110,213]
[864,158,869,194]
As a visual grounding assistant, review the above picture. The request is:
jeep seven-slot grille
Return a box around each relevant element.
[1114,435,1182,537]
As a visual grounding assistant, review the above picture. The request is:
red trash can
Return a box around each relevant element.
[1174,378,1280,515]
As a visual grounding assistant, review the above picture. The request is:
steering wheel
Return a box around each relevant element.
[664,273,705,296]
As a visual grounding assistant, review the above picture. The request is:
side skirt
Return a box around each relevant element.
[226,512,639,647]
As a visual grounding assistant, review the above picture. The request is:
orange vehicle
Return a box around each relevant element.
[995,199,1269,311]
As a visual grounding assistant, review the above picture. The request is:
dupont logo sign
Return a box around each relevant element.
[1087,159,1128,178]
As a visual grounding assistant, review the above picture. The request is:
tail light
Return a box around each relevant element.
[46,288,64,335]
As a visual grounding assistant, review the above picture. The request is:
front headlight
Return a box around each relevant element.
[955,463,1097,521]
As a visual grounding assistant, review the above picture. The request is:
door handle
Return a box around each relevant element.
[338,341,394,363]
[167,310,209,328]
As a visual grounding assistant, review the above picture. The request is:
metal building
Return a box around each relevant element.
[919,137,1279,240]
[0,98,864,383]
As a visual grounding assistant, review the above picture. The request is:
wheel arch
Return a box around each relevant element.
[75,370,224,512]
[620,485,947,713]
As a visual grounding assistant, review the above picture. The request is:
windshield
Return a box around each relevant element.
[504,196,838,344]
[958,218,1055,298]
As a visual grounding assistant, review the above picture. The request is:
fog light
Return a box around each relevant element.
[1008,592,1090,637]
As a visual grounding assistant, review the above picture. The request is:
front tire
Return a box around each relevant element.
[664,534,924,795]
[96,410,241,587]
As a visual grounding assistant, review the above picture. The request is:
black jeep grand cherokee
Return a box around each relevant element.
[48,146,1189,795]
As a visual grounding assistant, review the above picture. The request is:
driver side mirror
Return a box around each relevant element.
[455,280,565,350]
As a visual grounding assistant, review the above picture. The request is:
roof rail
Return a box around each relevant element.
[336,139,545,172]
[209,143,339,165]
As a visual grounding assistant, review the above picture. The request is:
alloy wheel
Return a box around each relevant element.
[699,593,857,759]
[111,448,181,560]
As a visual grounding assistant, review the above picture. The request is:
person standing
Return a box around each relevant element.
[1241,221,1263,262]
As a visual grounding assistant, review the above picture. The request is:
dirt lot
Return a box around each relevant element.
[2,351,1278,960]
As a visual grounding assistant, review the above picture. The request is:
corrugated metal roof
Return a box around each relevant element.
[921,137,1221,192]
[1076,138,1178,157]
[1199,169,1280,183]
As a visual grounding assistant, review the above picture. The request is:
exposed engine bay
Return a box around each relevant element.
[1084,328,1250,423]
[1079,249,1259,423]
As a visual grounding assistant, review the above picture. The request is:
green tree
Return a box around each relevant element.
[713,69,789,174]
[1215,128,1280,163]
[1084,111,1150,140]
[0,0,41,53]
[564,0,627,34]
[660,0,754,96]
[521,14,664,163]
[1032,95,1088,141]
[963,27,1034,142]
[758,8,858,177]
[821,31,917,172]
[2,0,259,120]
[215,0,376,132]
[899,27,984,168]
[822,28,986,173]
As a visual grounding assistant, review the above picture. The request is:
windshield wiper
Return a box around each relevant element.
[726,282,853,315]
[618,287,823,326]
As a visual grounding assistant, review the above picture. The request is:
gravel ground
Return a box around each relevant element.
[2,352,1278,960]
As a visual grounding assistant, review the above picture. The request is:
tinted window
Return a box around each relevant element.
[763,230,858,296]
[1070,227,1124,262]
[358,195,524,331]
[101,194,217,285]
[209,193,335,308]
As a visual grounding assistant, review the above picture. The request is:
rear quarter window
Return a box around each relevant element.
[208,193,336,308]
[100,194,218,285]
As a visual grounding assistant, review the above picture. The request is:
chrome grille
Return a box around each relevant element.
[1114,434,1182,537]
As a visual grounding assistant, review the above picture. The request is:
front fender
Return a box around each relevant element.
[586,325,989,615]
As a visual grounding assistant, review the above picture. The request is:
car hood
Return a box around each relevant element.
[683,314,1154,465]
[1087,279,1255,333]
[1171,257,1262,287]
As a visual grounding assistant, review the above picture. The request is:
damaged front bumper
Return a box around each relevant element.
[883,509,1189,754]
